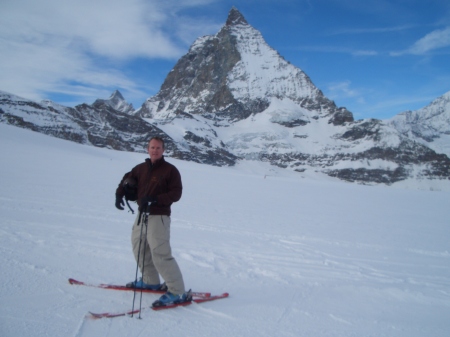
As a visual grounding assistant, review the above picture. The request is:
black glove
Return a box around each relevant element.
[139,195,158,212]
[115,195,125,210]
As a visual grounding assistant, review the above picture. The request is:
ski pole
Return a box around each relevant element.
[131,211,145,318]
[137,210,149,319]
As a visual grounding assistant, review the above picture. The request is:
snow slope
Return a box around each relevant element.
[1,124,449,337]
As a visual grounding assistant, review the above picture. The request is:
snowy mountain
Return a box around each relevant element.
[136,7,450,185]
[387,90,450,157]
[138,7,352,126]
[0,90,237,166]
[93,90,135,114]
[0,90,171,153]
[1,7,449,185]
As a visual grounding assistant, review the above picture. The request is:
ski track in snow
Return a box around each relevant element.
[1,124,450,337]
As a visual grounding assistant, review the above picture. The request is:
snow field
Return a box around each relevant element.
[0,123,449,337]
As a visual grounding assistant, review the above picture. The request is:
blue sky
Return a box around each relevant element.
[1,0,449,119]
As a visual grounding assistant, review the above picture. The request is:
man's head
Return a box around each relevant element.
[147,137,165,163]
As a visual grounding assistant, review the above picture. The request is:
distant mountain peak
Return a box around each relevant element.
[93,90,134,114]
[226,7,248,26]
[109,90,125,101]
[388,90,450,156]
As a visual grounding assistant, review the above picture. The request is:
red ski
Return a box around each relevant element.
[68,278,211,298]
[88,293,229,319]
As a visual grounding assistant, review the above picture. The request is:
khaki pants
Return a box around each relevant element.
[131,214,185,295]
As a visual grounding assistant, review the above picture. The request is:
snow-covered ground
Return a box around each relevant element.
[1,123,449,337]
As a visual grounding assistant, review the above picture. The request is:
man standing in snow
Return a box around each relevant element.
[115,136,188,306]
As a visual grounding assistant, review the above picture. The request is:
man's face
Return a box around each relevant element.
[148,139,164,163]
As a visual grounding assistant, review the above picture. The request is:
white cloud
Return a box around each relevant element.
[0,0,219,103]
[390,26,450,56]
[330,25,415,36]
[351,50,378,56]
[409,26,450,54]
[327,81,362,99]
[296,45,378,57]
[1,0,185,59]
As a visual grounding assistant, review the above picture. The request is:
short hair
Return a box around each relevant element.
[148,136,165,149]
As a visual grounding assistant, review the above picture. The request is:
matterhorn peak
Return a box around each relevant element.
[139,6,350,124]
[226,7,248,26]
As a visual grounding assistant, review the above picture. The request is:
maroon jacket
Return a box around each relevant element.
[116,157,182,216]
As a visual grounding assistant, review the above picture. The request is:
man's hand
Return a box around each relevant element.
[115,195,125,210]
[139,195,158,212]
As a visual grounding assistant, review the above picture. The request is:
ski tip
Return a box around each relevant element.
[68,278,84,285]
[87,311,112,320]
[88,311,102,319]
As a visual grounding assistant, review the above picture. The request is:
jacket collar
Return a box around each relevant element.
[146,156,165,169]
